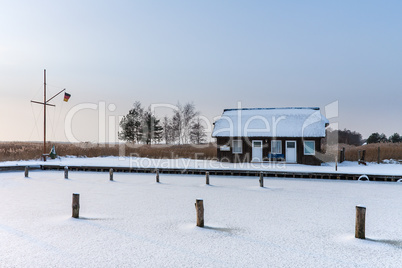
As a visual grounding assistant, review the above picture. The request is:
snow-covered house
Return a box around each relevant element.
[212,107,329,165]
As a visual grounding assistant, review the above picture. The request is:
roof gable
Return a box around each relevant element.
[212,107,329,138]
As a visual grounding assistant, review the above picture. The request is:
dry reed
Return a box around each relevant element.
[1,141,401,163]
[0,142,217,162]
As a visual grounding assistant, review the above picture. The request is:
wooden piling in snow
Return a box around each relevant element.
[195,199,204,227]
[24,166,29,177]
[377,147,381,164]
[109,168,113,181]
[64,166,68,179]
[206,171,209,185]
[156,169,159,183]
[355,206,366,239]
[72,193,80,218]
[259,172,264,187]
[335,156,338,171]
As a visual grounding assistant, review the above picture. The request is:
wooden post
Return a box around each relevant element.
[64,166,68,179]
[358,150,361,164]
[72,193,80,218]
[206,171,209,185]
[24,166,29,177]
[335,156,338,171]
[109,168,113,181]
[355,206,366,239]
[259,172,264,187]
[339,147,345,163]
[156,169,159,183]
[195,199,204,227]
[377,147,380,164]
[43,69,47,161]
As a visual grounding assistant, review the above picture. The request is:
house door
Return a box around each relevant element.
[286,141,297,163]
[252,140,263,162]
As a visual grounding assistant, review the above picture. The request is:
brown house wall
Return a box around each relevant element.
[216,137,323,165]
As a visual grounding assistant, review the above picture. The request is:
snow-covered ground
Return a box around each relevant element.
[1,156,402,176]
[0,170,401,267]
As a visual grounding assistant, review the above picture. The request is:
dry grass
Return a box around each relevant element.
[324,143,402,162]
[0,142,217,162]
[343,143,402,162]
[1,141,401,163]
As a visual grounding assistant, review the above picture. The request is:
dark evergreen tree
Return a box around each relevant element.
[118,101,144,143]
[142,108,163,144]
[367,132,388,143]
[367,132,380,144]
[389,133,401,143]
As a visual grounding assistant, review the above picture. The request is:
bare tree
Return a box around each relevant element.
[182,102,199,144]
[163,101,201,144]
[162,116,174,144]
[172,103,183,144]
[190,117,207,144]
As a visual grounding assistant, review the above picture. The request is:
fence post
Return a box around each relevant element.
[109,168,114,181]
[335,156,338,171]
[72,193,80,218]
[355,206,366,239]
[259,172,264,187]
[195,199,204,227]
[358,150,361,164]
[377,147,381,164]
[206,171,209,185]
[24,166,29,177]
[156,169,159,183]
[64,166,68,179]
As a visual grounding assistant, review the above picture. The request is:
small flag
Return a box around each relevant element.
[64,92,71,102]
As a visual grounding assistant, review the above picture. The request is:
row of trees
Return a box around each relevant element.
[118,101,207,144]
[324,129,402,145]
[162,102,206,144]
[325,128,363,146]
[367,132,402,144]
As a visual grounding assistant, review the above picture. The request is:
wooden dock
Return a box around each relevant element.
[36,164,401,182]
[1,164,400,182]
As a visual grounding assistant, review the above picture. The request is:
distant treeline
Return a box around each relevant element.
[324,128,401,146]
[118,101,207,145]
[365,132,402,144]
[324,128,363,146]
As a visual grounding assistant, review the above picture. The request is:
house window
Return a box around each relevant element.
[304,141,315,155]
[271,140,282,154]
[232,140,242,154]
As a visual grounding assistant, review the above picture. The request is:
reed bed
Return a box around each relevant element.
[342,143,402,162]
[0,142,217,162]
[1,141,401,163]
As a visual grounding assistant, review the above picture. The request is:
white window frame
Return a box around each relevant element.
[232,140,242,154]
[304,141,315,155]
[271,140,282,154]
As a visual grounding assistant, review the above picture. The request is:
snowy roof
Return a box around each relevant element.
[212,107,329,138]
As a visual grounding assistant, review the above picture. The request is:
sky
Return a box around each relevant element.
[0,0,401,143]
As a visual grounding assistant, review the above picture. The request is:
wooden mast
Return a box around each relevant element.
[44,69,47,158]
[31,69,66,161]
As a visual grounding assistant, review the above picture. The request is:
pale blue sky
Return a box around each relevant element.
[1,0,401,142]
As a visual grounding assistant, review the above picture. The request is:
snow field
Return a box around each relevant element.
[0,170,401,267]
